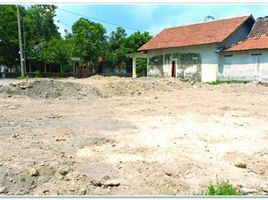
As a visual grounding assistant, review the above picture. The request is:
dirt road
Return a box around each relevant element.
[0,76,267,195]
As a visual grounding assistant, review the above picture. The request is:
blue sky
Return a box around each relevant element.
[54,4,268,37]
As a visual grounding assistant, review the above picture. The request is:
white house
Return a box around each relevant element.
[131,15,268,83]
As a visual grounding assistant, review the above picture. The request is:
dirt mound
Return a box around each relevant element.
[95,78,190,97]
[0,79,100,99]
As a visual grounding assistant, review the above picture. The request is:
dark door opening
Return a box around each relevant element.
[171,60,176,78]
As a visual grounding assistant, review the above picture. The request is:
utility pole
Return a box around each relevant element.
[16,5,25,77]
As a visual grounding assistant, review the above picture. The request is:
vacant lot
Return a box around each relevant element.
[0,76,267,195]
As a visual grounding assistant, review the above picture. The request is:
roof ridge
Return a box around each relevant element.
[163,15,250,31]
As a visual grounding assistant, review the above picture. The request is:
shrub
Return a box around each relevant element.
[33,70,41,78]
[205,181,240,195]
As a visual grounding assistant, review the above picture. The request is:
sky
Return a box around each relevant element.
[53,3,268,37]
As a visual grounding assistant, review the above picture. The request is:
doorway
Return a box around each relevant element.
[171,60,176,78]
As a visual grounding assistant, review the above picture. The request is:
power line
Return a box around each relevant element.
[57,8,155,35]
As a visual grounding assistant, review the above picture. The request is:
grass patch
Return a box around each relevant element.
[16,76,26,80]
[16,75,31,80]
[205,181,240,195]
[208,80,249,85]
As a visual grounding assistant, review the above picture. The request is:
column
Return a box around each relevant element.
[132,57,137,78]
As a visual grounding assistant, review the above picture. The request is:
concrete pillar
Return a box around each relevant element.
[132,57,137,78]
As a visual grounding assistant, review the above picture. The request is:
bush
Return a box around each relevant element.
[205,181,240,195]
[33,70,41,78]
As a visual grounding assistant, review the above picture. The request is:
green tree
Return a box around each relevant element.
[125,31,152,75]
[0,5,61,66]
[38,38,69,65]
[107,27,128,72]
[71,18,107,66]
[107,28,152,74]
[24,5,60,42]
[23,5,61,59]
[125,31,152,53]
[0,5,19,66]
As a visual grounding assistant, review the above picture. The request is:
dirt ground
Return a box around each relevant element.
[0,75,267,196]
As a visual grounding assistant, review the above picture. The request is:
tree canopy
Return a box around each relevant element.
[71,18,107,66]
[0,5,19,66]
[0,4,152,74]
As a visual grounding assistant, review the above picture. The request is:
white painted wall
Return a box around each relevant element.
[218,50,268,82]
[147,45,218,82]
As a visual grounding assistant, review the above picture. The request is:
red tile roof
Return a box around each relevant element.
[138,15,251,51]
[225,17,268,52]
[224,36,268,52]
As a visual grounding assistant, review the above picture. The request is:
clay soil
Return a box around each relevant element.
[0,75,267,195]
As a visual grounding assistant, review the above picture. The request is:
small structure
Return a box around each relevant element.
[135,15,260,82]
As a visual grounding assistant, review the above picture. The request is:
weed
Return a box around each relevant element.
[208,80,248,85]
[205,180,240,195]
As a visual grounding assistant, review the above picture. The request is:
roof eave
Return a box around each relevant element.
[137,42,220,52]
[224,47,268,52]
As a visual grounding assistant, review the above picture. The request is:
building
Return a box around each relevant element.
[220,17,268,82]
[131,15,268,82]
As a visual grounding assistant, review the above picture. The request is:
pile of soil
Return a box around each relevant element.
[0,79,100,99]
[93,77,191,97]
[0,77,191,99]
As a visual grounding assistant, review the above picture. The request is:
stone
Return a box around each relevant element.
[58,167,70,176]
[165,172,172,176]
[79,188,87,195]
[30,168,39,176]
[235,162,247,169]
[91,179,120,188]
[0,187,7,194]
[104,180,120,187]
[12,133,19,138]
[20,85,28,90]
[240,187,257,194]
[91,180,103,187]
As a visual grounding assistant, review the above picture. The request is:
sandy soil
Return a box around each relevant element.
[0,76,267,195]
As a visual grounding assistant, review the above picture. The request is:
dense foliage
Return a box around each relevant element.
[0,4,152,74]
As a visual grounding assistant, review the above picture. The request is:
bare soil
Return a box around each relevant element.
[0,76,267,196]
